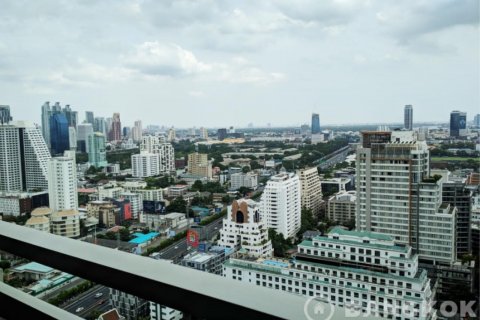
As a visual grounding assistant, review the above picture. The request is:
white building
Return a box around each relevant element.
[199,127,208,140]
[76,123,93,152]
[47,156,78,212]
[260,172,301,238]
[132,120,142,142]
[25,216,50,233]
[150,303,182,320]
[97,184,124,201]
[230,172,258,190]
[121,192,142,219]
[50,209,80,238]
[218,199,273,257]
[141,134,175,173]
[327,191,356,224]
[68,126,77,150]
[131,152,160,178]
[297,167,323,217]
[0,121,51,192]
[224,227,436,320]
[356,131,457,264]
[87,132,107,168]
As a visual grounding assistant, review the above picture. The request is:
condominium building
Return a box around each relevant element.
[109,112,122,142]
[356,131,457,264]
[121,192,142,219]
[224,227,436,320]
[187,153,212,179]
[260,172,301,238]
[87,132,108,168]
[140,135,175,173]
[449,110,467,137]
[87,201,118,227]
[327,191,356,225]
[297,167,323,217]
[132,120,142,142]
[110,289,149,320]
[47,156,78,212]
[76,123,93,153]
[167,127,176,142]
[131,152,160,178]
[94,117,107,136]
[25,216,50,233]
[50,209,80,238]
[181,247,227,275]
[199,127,208,140]
[219,199,273,257]
[0,121,51,192]
[68,126,77,150]
[230,172,258,191]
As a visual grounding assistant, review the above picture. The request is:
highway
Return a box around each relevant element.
[62,284,111,318]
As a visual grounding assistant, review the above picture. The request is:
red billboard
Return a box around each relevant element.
[123,203,132,220]
[186,230,199,248]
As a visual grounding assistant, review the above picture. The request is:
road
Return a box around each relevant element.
[62,285,111,318]
[315,145,351,170]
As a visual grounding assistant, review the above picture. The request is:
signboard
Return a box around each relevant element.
[194,216,201,223]
[186,230,200,248]
[143,200,166,214]
[198,242,207,252]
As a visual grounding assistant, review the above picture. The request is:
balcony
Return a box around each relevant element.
[0,221,361,320]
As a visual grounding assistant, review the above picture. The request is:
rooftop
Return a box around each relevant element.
[328,227,393,241]
[129,232,160,244]
[52,209,79,217]
[13,262,53,274]
[26,216,49,225]
[30,207,53,216]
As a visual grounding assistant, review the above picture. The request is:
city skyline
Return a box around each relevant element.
[0,1,478,127]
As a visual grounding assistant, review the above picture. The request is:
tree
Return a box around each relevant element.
[191,180,204,192]
[268,229,293,257]
[242,166,250,173]
[238,187,253,197]
[0,260,11,269]
[298,207,317,235]
[119,228,132,241]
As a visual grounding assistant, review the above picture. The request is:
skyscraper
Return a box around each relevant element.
[404,105,413,130]
[49,113,70,155]
[132,120,142,142]
[76,123,94,153]
[62,105,78,128]
[94,117,107,136]
[48,155,78,212]
[109,112,122,142]
[88,132,108,168]
[474,114,480,128]
[450,110,467,137]
[0,120,51,192]
[0,105,12,124]
[85,111,94,125]
[260,172,301,238]
[131,152,160,178]
[217,128,227,141]
[311,113,320,134]
[187,153,212,179]
[141,134,175,173]
[297,167,323,217]
[41,102,78,152]
[199,127,208,140]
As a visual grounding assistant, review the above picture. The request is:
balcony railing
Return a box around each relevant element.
[0,220,366,320]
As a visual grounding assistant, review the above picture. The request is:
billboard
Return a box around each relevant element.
[143,200,166,214]
[186,230,199,248]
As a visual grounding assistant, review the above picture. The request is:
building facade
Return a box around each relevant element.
[187,153,212,179]
[230,172,258,191]
[327,191,356,225]
[87,132,108,168]
[449,111,467,137]
[49,113,70,155]
[109,112,122,142]
[404,105,413,130]
[131,152,160,178]
[47,156,78,212]
[311,113,320,134]
[297,167,323,217]
[50,209,80,238]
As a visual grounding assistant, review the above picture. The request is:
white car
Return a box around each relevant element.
[75,307,84,313]
[95,292,103,298]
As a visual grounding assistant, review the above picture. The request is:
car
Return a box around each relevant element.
[94,292,103,298]
[174,246,178,249]
[99,299,106,304]
[75,307,84,313]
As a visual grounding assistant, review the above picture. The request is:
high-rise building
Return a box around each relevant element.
[0,121,51,192]
[187,153,212,179]
[141,134,175,173]
[94,117,107,136]
[49,113,70,155]
[450,110,467,137]
[217,128,227,141]
[311,113,320,134]
[356,131,457,264]
[218,199,273,257]
[41,102,78,152]
[474,114,480,128]
[131,152,160,178]
[199,127,208,140]
[109,113,122,141]
[68,127,77,151]
[297,167,323,217]
[47,155,78,212]
[132,120,142,142]
[230,172,258,191]
[224,228,436,320]
[167,127,176,142]
[87,132,108,168]
[0,105,12,124]
[404,105,413,130]
[327,191,356,225]
[76,123,94,153]
[260,172,301,238]
[62,105,78,128]
[123,126,131,138]
[85,111,94,125]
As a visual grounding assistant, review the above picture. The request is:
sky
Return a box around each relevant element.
[0,0,478,128]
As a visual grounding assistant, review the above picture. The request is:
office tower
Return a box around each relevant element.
[167,127,176,142]
[404,105,413,130]
[141,134,175,173]
[49,113,70,155]
[0,105,12,124]
[224,228,436,320]
[132,120,142,142]
[123,126,131,138]
[47,156,78,212]
[0,121,51,192]
[87,132,108,168]
[327,191,356,225]
[474,114,480,128]
[85,111,94,125]
[230,172,258,190]
[41,102,78,152]
[76,123,94,153]
[199,127,208,140]
[218,199,273,257]
[132,152,160,178]
[94,117,107,136]
[62,105,78,128]
[109,113,122,141]
[68,127,77,150]
[41,102,52,148]
[260,172,301,238]
[450,110,467,137]
[356,131,456,264]
[297,167,323,217]
[217,128,227,141]
[187,153,212,179]
[311,113,320,134]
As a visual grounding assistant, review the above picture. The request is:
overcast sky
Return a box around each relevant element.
[1,0,478,128]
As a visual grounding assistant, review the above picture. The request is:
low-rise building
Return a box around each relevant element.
[327,191,356,225]
[25,216,50,233]
[181,247,226,275]
[230,172,258,191]
[168,185,189,198]
[50,209,80,238]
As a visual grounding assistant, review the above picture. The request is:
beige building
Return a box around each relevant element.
[187,153,212,179]
[30,207,53,218]
[25,216,50,233]
[297,167,323,216]
[327,191,356,225]
[87,201,118,227]
[50,209,80,238]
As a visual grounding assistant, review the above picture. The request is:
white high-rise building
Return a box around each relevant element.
[141,134,175,173]
[76,123,93,152]
[230,172,258,190]
[87,132,107,168]
[187,153,212,179]
[297,167,323,217]
[68,126,77,150]
[132,120,142,142]
[356,131,457,264]
[260,172,301,238]
[199,127,208,140]
[132,152,160,178]
[219,199,273,257]
[0,121,51,192]
[47,156,78,212]
[167,127,176,142]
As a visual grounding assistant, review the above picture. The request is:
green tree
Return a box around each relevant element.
[268,229,293,257]
[298,207,317,235]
